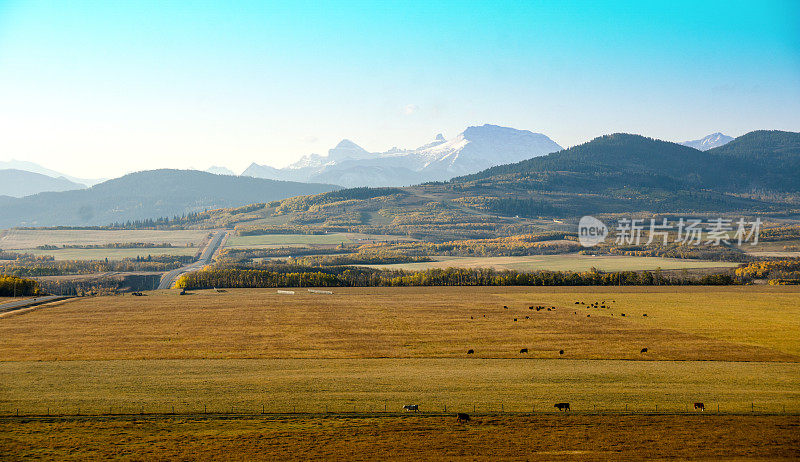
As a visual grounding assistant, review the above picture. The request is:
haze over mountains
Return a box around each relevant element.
[0,127,796,230]
[0,160,104,187]
[242,124,564,187]
[0,170,338,228]
[0,169,86,198]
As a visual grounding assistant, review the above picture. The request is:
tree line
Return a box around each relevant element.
[177,266,735,290]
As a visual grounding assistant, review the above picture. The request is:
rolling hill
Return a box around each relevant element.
[179,130,800,240]
[0,169,339,228]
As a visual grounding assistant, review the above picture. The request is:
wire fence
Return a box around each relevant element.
[1,401,796,418]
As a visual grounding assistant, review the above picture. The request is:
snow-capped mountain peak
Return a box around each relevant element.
[680,132,734,151]
[242,124,562,187]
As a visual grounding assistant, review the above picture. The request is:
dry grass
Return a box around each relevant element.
[0,286,796,361]
[0,229,209,250]
[23,246,199,261]
[1,358,798,415]
[364,254,739,272]
[1,414,798,461]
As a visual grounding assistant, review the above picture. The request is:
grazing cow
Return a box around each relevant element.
[587,314,590,317]
[559,349,564,355]
[643,314,647,317]
[554,403,571,411]
[640,348,648,353]
[694,402,705,411]
[575,301,580,304]
[467,349,474,354]
[520,348,528,353]
[514,318,517,322]
[504,305,509,309]
[457,413,471,422]
[621,313,626,317]
[403,404,419,412]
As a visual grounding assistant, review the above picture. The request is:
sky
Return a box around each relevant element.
[0,0,798,179]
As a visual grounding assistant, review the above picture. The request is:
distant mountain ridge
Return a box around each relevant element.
[242,124,563,187]
[0,159,104,187]
[0,169,86,197]
[680,132,733,151]
[0,169,339,228]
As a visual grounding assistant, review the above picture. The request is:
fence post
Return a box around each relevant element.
[444,404,446,413]
[473,404,476,413]
[204,404,207,414]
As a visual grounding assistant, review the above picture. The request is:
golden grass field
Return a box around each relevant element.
[1,414,798,461]
[1,286,799,459]
[364,253,739,272]
[0,229,209,250]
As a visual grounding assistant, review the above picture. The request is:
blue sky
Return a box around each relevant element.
[0,0,798,178]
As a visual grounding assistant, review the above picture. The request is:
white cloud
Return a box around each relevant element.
[403,104,419,115]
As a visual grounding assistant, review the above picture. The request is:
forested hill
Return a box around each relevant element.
[454,131,800,193]
[0,169,339,228]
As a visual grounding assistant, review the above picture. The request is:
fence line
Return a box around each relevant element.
[1,402,796,418]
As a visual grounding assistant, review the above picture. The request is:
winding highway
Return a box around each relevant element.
[157,230,227,290]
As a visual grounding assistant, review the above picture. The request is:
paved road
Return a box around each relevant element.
[0,295,72,315]
[157,230,227,290]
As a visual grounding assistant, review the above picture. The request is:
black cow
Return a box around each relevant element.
[403,404,419,412]
[559,349,564,355]
[554,403,570,411]
[467,349,474,354]
[457,412,471,422]
[694,402,705,411]
[641,348,648,353]
[520,348,528,353]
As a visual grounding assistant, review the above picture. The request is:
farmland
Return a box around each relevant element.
[224,232,413,249]
[363,253,739,272]
[0,229,209,250]
[22,246,198,261]
[1,286,798,459]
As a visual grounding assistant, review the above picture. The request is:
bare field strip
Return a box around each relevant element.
[363,253,740,272]
[1,414,798,461]
[1,358,798,416]
[224,232,415,249]
[1,286,797,362]
[22,246,199,261]
[0,229,209,250]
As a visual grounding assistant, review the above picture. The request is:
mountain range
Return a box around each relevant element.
[0,169,86,198]
[0,160,104,187]
[241,124,564,187]
[0,170,338,228]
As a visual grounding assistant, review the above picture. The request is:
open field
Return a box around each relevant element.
[224,232,413,249]
[1,358,798,415]
[22,246,199,261]
[1,286,798,459]
[0,229,209,250]
[1,286,797,361]
[363,253,739,272]
[1,414,798,461]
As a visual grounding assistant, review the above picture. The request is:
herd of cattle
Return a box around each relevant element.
[402,401,707,419]
[464,302,651,357]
